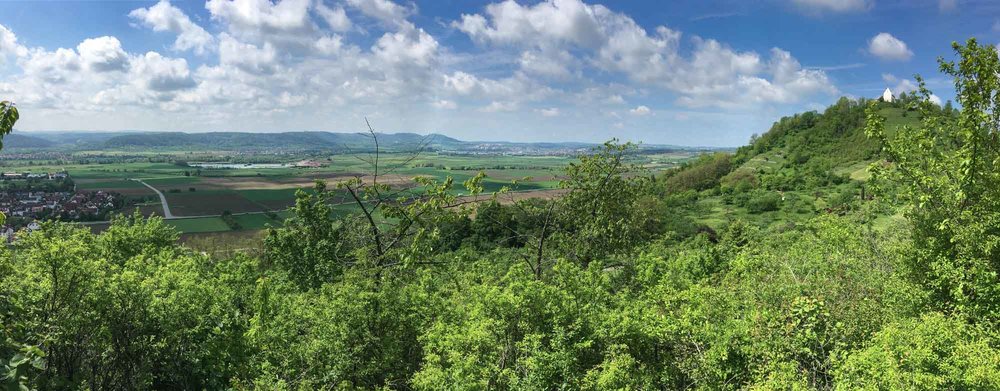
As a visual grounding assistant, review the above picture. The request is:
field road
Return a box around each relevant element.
[132,179,175,219]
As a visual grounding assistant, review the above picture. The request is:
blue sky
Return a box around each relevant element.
[0,0,997,146]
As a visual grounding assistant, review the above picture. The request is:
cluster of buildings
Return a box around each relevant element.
[1,171,69,180]
[0,190,120,241]
[1,190,118,220]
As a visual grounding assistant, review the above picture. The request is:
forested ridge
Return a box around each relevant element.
[3,40,1000,390]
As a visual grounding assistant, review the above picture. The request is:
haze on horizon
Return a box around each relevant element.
[0,0,994,147]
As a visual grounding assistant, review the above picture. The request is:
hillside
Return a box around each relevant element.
[659,94,944,231]
[100,131,465,151]
[0,134,55,149]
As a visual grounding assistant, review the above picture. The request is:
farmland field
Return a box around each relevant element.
[5,150,702,237]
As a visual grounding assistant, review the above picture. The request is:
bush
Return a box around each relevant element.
[663,153,733,193]
[746,191,781,214]
[834,313,1000,390]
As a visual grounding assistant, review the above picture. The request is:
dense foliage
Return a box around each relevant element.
[4,40,1000,390]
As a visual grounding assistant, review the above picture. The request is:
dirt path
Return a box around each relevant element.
[133,179,174,219]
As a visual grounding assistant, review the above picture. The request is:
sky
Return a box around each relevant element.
[0,0,997,147]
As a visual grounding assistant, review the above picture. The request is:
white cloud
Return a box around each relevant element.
[316,3,352,32]
[20,48,81,84]
[929,94,942,105]
[206,0,313,32]
[432,99,457,109]
[868,33,913,61]
[629,105,650,115]
[882,73,917,96]
[372,28,438,67]
[77,36,129,72]
[130,51,196,92]
[519,49,575,79]
[345,0,412,29]
[219,33,278,74]
[536,107,560,116]
[0,24,27,59]
[129,0,215,54]
[895,79,917,94]
[455,0,836,108]
[442,71,552,102]
[0,1,844,146]
[454,0,606,49]
[481,101,518,112]
[790,0,871,14]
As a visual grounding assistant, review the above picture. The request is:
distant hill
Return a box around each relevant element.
[98,131,465,151]
[6,130,717,155]
[1,134,55,149]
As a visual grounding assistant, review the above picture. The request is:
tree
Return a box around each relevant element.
[833,313,1000,390]
[264,181,352,289]
[866,38,1000,325]
[0,100,17,226]
[558,140,652,265]
[334,119,486,272]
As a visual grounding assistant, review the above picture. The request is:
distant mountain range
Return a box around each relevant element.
[2,130,721,154]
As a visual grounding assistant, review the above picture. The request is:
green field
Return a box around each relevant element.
[9,150,701,235]
[165,217,231,233]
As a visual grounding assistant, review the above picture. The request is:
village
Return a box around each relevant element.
[0,171,122,242]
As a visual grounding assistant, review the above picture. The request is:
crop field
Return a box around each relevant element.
[6,150,702,237]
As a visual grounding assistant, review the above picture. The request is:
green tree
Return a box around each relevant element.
[0,100,17,226]
[264,181,351,289]
[833,313,1000,390]
[558,140,652,265]
[866,38,1000,325]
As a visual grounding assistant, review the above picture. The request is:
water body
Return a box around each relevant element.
[188,162,290,169]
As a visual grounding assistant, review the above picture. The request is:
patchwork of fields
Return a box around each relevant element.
[6,151,700,236]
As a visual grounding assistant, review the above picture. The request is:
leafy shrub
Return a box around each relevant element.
[746,191,782,213]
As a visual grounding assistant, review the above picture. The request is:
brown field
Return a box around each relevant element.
[165,192,264,216]
[108,188,156,196]
[194,173,414,191]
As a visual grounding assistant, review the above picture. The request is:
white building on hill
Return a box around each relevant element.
[882,88,894,103]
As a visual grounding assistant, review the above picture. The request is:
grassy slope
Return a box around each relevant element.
[687,105,920,231]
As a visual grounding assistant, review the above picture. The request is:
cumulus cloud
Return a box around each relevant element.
[130,51,196,92]
[20,48,81,84]
[0,0,842,142]
[218,33,278,74]
[0,24,27,59]
[77,36,129,72]
[206,0,312,32]
[129,0,215,54]
[868,33,913,61]
[373,28,438,67]
[629,105,650,115]
[455,0,836,108]
[345,0,412,29]
[316,3,352,32]
[790,0,871,14]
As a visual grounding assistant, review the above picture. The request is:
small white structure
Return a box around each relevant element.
[882,88,894,103]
